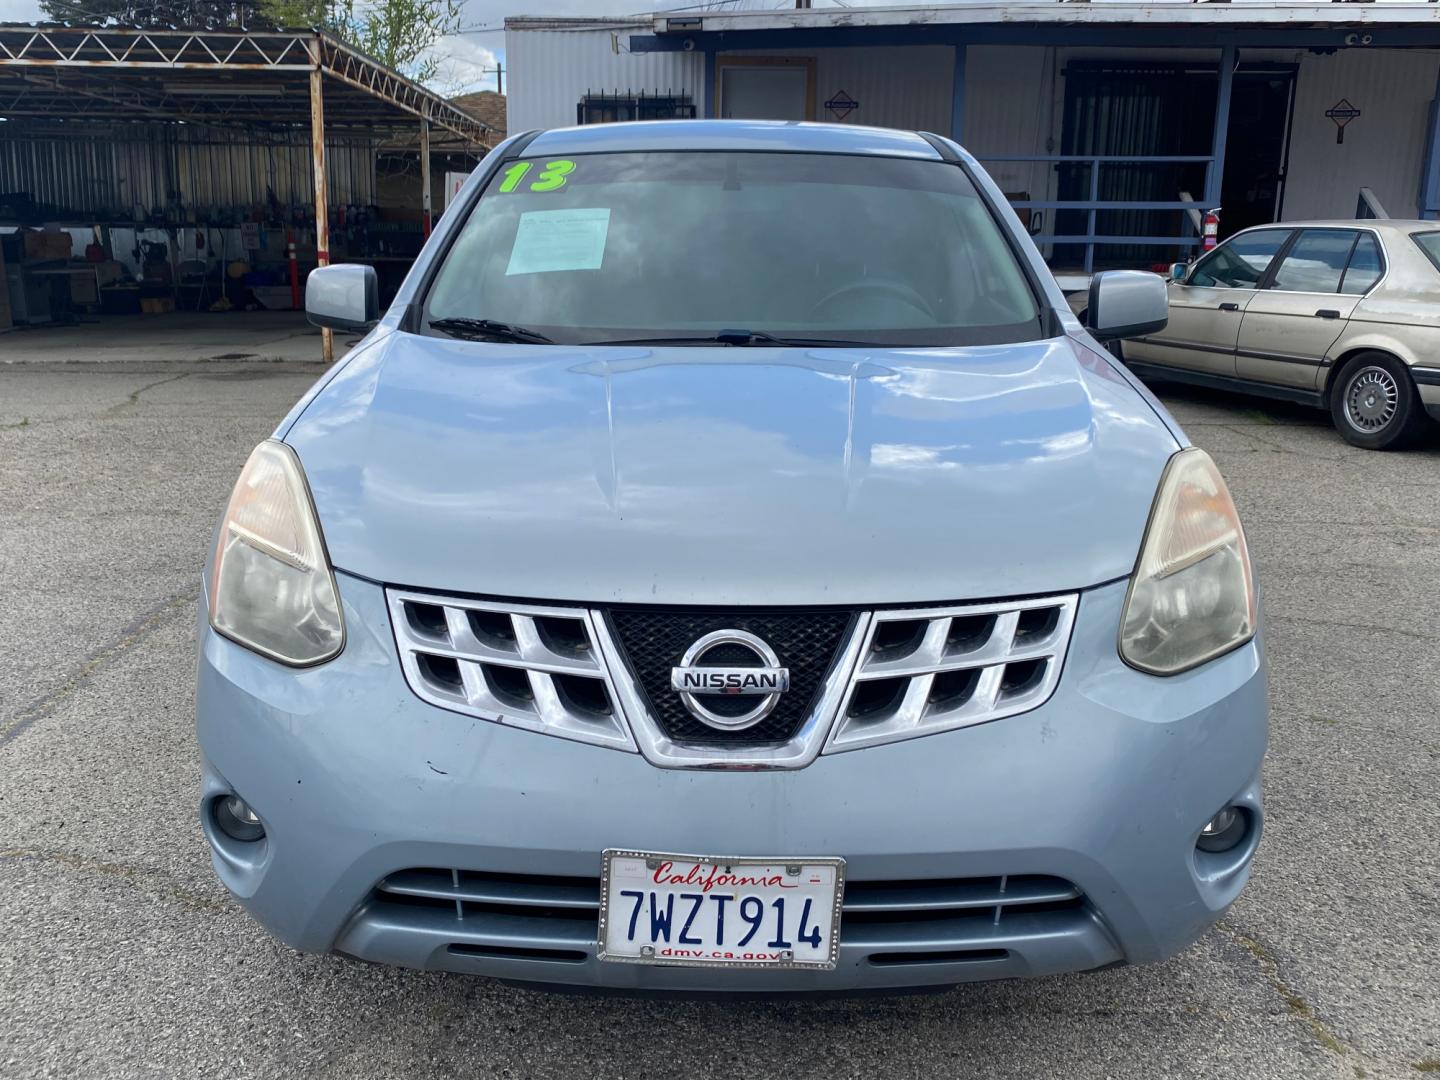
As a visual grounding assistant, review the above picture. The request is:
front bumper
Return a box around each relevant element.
[197,571,1267,992]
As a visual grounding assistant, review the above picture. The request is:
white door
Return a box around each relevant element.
[720,65,809,121]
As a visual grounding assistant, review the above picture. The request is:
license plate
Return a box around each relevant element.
[598,850,845,969]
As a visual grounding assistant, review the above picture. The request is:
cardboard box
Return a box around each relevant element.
[22,230,73,261]
[94,260,126,286]
[68,270,98,305]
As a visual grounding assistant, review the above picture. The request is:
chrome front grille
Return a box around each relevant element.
[826,596,1077,752]
[387,591,635,751]
[386,589,1078,765]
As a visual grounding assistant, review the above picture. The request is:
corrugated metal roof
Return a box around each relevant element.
[633,2,1440,33]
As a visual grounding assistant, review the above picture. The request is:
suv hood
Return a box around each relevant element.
[285,333,1178,606]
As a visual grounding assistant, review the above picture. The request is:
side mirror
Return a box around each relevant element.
[305,264,379,332]
[1168,261,1189,283]
[1086,270,1169,341]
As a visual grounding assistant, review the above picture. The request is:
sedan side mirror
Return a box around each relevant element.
[305,264,379,332]
[1086,270,1169,342]
[1168,261,1189,283]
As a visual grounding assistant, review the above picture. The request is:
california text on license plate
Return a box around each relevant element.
[598,850,845,969]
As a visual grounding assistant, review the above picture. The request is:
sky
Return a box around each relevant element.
[0,0,941,96]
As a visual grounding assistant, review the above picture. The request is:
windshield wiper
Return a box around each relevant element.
[592,329,873,347]
[428,317,556,344]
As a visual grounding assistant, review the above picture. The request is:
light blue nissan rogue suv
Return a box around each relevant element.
[197,120,1267,992]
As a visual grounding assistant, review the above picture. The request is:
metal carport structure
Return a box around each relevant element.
[0,24,493,357]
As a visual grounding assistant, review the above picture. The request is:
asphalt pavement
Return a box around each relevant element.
[1,344,1437,1080]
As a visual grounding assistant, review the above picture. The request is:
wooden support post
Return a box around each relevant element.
[309,60,332,362]
[420,115,432,237]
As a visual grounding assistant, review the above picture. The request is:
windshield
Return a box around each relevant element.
[423,151,1043,347]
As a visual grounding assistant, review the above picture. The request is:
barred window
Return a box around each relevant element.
[577,92,696,125]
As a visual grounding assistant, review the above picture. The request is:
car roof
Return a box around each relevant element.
[524,119,943,160]
[1237,219,1437,236]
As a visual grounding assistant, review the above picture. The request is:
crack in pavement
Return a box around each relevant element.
[1219,424,1319,457]
[0,846,230,913]
[2,369,198,429]
[1267,614,1432,643]
[0,589,198,749]
[101,371,192,417]
[1215,919,1373,1073]
[1247,520,1440,535]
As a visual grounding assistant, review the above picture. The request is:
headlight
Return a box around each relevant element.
[1119,448,1255,675]
[209,440,344,666]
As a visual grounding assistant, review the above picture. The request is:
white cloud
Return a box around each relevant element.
[423,32,499,95]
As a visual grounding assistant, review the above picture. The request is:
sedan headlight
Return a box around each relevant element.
[209,440,344,666]
[1119,448,1255,675]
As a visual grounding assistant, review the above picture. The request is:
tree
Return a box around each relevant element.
[38,0,460,85]
[258,0,460,83]
[253,0,345,35]
[39,0,269,29]
[355,0,460,84]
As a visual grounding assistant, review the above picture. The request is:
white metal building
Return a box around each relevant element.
[506,4,1440,276]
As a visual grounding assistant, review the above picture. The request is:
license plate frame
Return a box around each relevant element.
[597,849,846,971]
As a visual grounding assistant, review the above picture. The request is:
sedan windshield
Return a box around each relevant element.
[424,150,1043,347]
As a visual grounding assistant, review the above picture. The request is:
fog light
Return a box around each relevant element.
[214,794,265,843]
[1197,806,1246,853]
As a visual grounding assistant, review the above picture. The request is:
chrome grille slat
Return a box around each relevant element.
[512,614,598,671]
[379,869,600,910]
[844,876,1081,913]
[838,909,1098,953]
[431,607,603,675]
[919,664,1006,726]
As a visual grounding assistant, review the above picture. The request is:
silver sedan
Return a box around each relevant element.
[1120,219,1440,449]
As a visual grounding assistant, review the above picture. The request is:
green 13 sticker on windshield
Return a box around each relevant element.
[498,159,577,193]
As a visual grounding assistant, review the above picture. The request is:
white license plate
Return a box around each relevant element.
[598,850,845,969]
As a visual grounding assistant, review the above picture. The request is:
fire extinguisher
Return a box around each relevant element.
[1202,209,1221,251]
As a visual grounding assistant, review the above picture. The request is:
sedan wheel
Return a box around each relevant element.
[1329,352,1426,450]
[1342,366,1399,433]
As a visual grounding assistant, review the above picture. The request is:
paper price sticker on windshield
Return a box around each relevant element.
[505,207,610,276]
